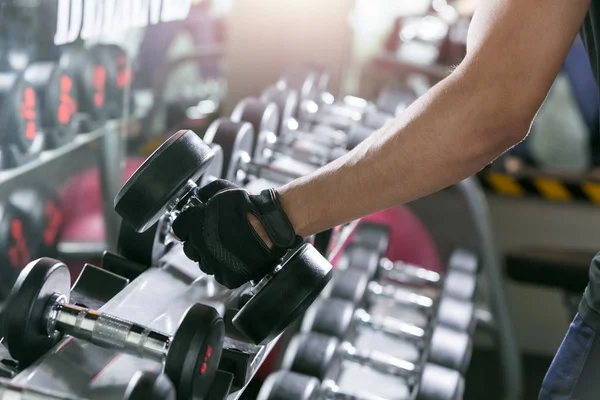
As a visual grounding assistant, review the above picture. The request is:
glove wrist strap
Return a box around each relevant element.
[250,189,298,248]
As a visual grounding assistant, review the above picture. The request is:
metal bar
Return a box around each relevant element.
[457,177,523,400]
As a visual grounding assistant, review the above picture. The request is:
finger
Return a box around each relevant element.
[195,179,239,202]
[183,241,201,262]
[172,206,205,241]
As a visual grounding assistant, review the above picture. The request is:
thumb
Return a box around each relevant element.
[172,205,205,241]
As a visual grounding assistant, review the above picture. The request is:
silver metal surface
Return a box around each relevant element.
[354,309,425,343]
[368,281,434,311]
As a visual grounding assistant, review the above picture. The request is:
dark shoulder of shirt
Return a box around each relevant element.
[581,3,600,88]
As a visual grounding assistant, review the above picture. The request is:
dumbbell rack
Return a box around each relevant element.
[2,224,355,399]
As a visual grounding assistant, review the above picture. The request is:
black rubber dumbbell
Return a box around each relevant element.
[23,61,80,148]
[302,297,472,373]
[351,221,479,275]
[231,95,343,167]
[324,269,476,333]
[115,143,225,269]
[258,370,459,400]
[0,69,44,168]
[204,118,318,186]
[91,44,133,119]
[1,258,224,400]
[114,130,333,345]
[340,244,478,302]
[281,332,463,400]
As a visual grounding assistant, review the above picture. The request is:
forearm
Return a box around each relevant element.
[277,66,530,237]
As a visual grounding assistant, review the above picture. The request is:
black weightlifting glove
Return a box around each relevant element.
[172,179,302,288]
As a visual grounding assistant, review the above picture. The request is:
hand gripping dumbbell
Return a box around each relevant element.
[324,269,475,333]
[281,332,464,400]
[114,129,333,344]
[339,244,478,302]
[1,258,224,400]
[301,297,471,373]
[0,370,174,400]
[258,370,401,400]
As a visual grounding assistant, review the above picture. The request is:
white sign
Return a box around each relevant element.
[54,0,193,45]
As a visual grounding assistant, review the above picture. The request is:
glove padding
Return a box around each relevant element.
[172,180,301,288]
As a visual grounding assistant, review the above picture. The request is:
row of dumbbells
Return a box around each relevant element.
[0,43,131,170]
[257,221,480,400]
[0,69,421,400]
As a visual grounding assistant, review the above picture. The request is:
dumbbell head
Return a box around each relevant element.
[429,325,473,375]
[204,118,254,183]
[232,244,333,345]
[1,258,71,366]
[448,248,479,274]
[0,70,42,156]
[231,97,279,160]
[282,332,339,380]
[361,107,394,130]
[201,144,224,186]
[339,245,381,280]
[61,45,109,123]
[417,363,464,400]
[302,297,355,338]
[91,44,132,118]
[114,130,215,232]
[24,61,79,147]
[8,186,63,258]
[261,85,299,136]
[257,371,320,400]
[124,371,176,400]
[164,303,224,400]
[437,296,476,332]
[323,268,370,304]
[279,69,319,104]
[353,222,390,256]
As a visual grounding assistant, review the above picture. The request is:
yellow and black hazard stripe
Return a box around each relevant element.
[478,172,600,205]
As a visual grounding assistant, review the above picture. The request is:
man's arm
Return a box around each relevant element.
[272,0,590,238]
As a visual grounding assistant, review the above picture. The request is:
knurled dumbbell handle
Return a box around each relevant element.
[379,258,441,286]
[50,302,170,362]
[354,309,426,343]
[340,342,416,379]
[367,281,434,311]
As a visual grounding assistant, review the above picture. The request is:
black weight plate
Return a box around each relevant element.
[281,332,339,380]
[231,98,279,158]
[204,119,254,183]
[257,371,320,400]
[280,69,317,104]
[261,86,298,137]
[3,258,70,367]
[165,303,224,400]
[124,371,176,400]
[301,297,354,338]
[92,44,132,118]
[353,222,391,256]
[200,144,224,186]
[0,201,36,298]
[232,243,333,345]
[115,130,215,233]
[342,245,381,281]
[328,269,370,304]
[61,45,109,123]
[9,187,63,259]
[24,61,78,147]
[0,71,41,153]
[116,221,160,268]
